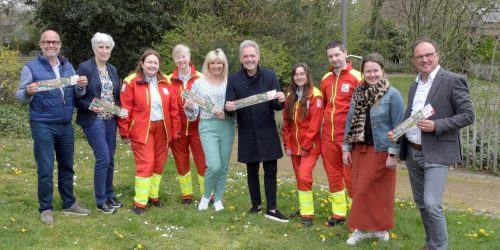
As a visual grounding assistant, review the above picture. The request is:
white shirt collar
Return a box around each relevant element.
[415,65,440,84]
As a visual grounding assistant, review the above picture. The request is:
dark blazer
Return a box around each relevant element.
[75,57,121,127]
[226,66,284,163]
[400,68,475,165]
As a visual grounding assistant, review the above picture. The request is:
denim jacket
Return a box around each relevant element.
[342,86,405,154]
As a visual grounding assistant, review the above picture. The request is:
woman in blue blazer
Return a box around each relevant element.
[75,32,123,214]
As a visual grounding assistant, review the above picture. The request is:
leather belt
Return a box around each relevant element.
[408,142,422,151]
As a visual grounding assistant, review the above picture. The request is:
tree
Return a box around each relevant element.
[155,14,294,85]
[31,0,181,76]
[383,0,496,72]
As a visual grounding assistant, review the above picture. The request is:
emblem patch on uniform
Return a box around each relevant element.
[317,99,322,108]
[162,88,169,95]
[121,84,126,92]
[341,83,350,92]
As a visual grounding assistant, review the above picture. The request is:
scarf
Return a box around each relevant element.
[346,78,390,143]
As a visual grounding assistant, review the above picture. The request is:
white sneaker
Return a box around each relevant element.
[373,231,390,242]
[213,200,224,212]
[198,197,210,211]
[346,229,370,245]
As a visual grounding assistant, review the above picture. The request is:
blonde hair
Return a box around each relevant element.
[172,44,190,58]
[201,48,228,81]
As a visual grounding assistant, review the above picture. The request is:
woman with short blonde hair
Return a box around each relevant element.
[184,48,234,212]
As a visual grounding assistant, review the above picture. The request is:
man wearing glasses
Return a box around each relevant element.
[16,30,90,224]
[389,39,474,250]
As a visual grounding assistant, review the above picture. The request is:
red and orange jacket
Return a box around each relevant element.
[282,87,324,156]
[320,61,362,142]
[168,64,203,137]
[118,71,181,144]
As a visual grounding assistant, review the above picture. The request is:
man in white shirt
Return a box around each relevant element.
[389,39,474,250]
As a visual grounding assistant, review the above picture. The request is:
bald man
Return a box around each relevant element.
[16,30,90,224]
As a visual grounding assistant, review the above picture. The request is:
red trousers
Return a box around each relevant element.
[131,121,168,177]
[348,145,395,231]
[291,155,318,191]
[171,133,206,176]
[321,140,352,197]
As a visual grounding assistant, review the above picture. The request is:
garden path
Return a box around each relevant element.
[229,138,500,216]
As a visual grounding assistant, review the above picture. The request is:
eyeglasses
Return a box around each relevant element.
[414,51,436,61]
[41,40,61,46]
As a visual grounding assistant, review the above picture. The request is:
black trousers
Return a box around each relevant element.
[246,160,277,211]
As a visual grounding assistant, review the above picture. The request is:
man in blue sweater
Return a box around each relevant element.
[16,30,90,224]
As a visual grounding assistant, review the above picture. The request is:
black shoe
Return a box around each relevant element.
[265,210,289,222]
[324,216,345,227]
[107,198,123,208]
[97,203,116,214]
[289,210,301,219]
[301,217,313,227]
[182,198,192,205]
[248,206,262,214]
[151,200,164,208]
[133,206,145,215]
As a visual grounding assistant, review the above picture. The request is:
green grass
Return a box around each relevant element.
[387,75,413,102]
[0,138,498,249]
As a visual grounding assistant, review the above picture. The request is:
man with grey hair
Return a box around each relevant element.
[225,40,289,222]
[389,39,474,250]
[16,30,90,223]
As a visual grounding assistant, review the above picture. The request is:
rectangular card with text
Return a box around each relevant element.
[234,90,277,110]
[393,104,435,140]
[36,75,80,92]
[89,98,128,118]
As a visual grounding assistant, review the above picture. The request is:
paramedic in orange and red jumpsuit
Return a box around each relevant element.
[282,63,323,227]
[118,49,181,215]
[168,44,206,204]
[320,41,362,226]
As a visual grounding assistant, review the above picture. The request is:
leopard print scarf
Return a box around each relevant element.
[346,78,390,143]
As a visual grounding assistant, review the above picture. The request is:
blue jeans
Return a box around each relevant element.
[83,118,117,206]
[31,121,76,212]
[405,146,449,250]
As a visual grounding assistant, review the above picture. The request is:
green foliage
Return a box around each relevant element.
[156,14,294,86]
[31,0,182,77]
[8,17,40,55]
[473,36,500,64]
[155,0,347,84]
[156,15,241,75]
[0,47,23,104]
[0,104,30,138]
[0,104,85,139]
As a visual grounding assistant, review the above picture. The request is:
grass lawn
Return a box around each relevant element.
[0,138,498,249]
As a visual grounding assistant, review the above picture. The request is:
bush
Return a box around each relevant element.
[0,104,30,138]
[0,104,85,139]
[155,14,293,86]
[0,47,23,104]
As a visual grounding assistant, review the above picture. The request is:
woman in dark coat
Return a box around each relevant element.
[75,32,124,214]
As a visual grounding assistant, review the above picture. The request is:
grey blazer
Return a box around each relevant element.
[399,68,475,165]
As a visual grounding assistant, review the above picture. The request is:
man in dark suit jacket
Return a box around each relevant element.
[225,40,289,222]
[390,39,474,250]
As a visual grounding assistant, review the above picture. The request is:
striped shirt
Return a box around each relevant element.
[185,77,226,120]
